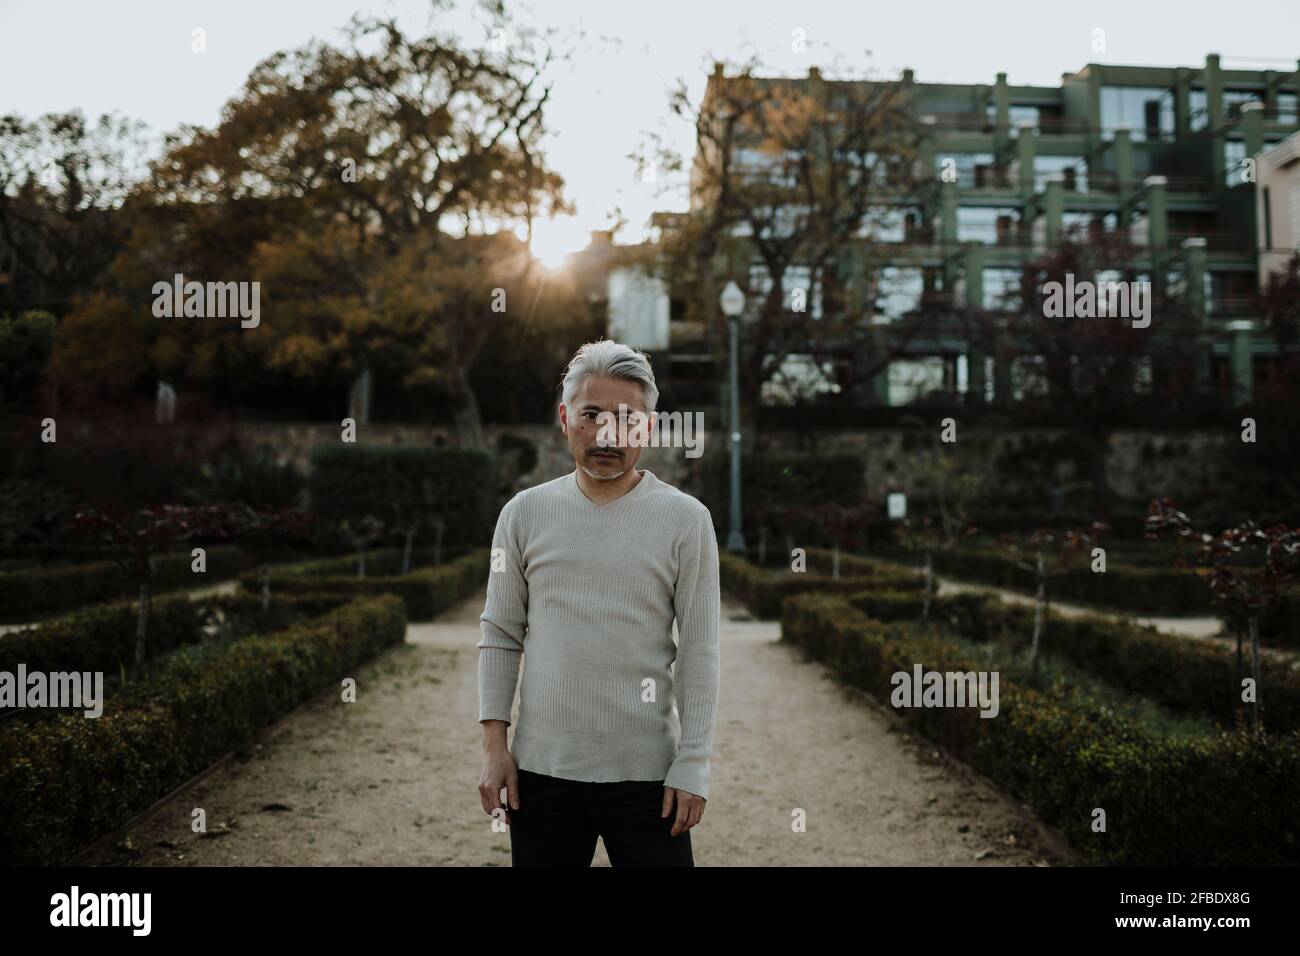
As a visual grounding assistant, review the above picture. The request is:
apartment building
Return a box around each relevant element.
[653,53,1300,410]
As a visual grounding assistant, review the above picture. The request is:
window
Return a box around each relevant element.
[983,268,1022,311]
[1223,89,1264,120]
[987,103,1041,136]
[1189,89,1209,131]
[937,152,995,188]
[1225,140,1247,187]
[957,206,1018,244]
[1278,93,1298,123]
[888,358,946,405]
[1033,155,1088,192]
[864,206,922,242]
[872,266,923,321]
[749,262,823,318]
[1100,86,1174,141]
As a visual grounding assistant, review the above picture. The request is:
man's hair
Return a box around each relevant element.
[559,339,659,415]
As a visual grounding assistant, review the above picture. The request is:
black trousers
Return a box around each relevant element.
[508,768,694,867]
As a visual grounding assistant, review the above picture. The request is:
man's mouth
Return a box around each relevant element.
[591,452,620,460]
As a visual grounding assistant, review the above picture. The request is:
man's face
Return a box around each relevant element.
[559,375,655,481]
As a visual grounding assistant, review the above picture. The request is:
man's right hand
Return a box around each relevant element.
[479,731,520,824]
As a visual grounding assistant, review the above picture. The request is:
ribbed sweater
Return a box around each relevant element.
[476,467,721,799]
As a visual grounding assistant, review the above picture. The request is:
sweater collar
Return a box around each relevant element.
[569,467,655,508]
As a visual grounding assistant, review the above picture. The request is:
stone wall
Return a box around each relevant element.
[231,421,1236,506]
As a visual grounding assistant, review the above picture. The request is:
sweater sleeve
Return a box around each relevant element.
[477,499,527,725]
[663,509,721,800]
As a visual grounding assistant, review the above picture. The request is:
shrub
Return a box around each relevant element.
[0,545,247,621]
[780,592,1300,865]
[241,548,490,621]
[0,594,408,866]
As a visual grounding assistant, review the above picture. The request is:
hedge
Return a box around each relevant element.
[781,592,1300,865]
[308,445,497,553]
[0,545,247,622]
[241,548,490,621]
[0,594,407,866]
[840,586,1300,736]
[0,590,356,677]
[698,451,866,534]
[719,549,925,620]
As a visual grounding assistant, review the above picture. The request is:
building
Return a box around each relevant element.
[666,53,1300,410]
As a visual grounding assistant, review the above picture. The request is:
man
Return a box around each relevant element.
[476,339,721,866]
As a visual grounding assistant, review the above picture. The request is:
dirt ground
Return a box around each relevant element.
[84,593,1068,867]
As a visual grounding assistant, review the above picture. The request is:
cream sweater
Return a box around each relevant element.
[477,468,721,799]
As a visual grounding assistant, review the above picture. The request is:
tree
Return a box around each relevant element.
[1146,497,1300,734]
[643,57,939,424]
[65,503,229,673]
[1000,522,1109,679]
[128,3,571,444]
[1011,230,1202,519]
[0,110,147,314]
[233,505,316,611]
[892,442,986,623]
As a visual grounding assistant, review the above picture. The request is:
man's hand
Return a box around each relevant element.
[479,741,519,825]
[662,787,705,836]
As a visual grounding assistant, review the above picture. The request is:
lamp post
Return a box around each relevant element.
[719,280,746,553]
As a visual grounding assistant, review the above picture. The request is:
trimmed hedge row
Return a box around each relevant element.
[719,550,925,620]
[843,587,1300,735]
[308,445,497,552]
[781,592,1300,865]
[0,594,407,866]
[1259,587,1300,650]
[241,548,490,621]
[921,547,1212,616]
[0,591,356,676]
[0,546,247,621]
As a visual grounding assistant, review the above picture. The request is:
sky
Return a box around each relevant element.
[3,0,1299,260]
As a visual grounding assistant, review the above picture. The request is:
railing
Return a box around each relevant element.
[1208,295,1258,317]
[1168,230,1253,252]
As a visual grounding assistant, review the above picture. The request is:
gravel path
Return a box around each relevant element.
[83,593,1068,867]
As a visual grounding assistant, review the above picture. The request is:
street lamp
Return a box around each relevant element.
[719,280,746,553]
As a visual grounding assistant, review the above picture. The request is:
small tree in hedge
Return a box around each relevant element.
[340,516,386,578]
[806,502,871,578]
[1146,497,1300,734]
[893,512,978,624]
[226,505,316,610]
[65,503,229,673]
[1000,522,1109,678]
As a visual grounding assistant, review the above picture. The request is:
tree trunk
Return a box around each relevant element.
[434,519,445,565]
[357,548,366,579]
[450,366,484,449]
[402,527,416,575]
[1030,554,1046,679]
[1249,614,1262,735]
[135,581,152,673]
[1235,622,1244,723]
[758,526,768,567]
[260,566,271,613]
[832,541,840,580]
[922,552,933,623]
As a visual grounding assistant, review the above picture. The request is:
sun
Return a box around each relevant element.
[526,215,592,271]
